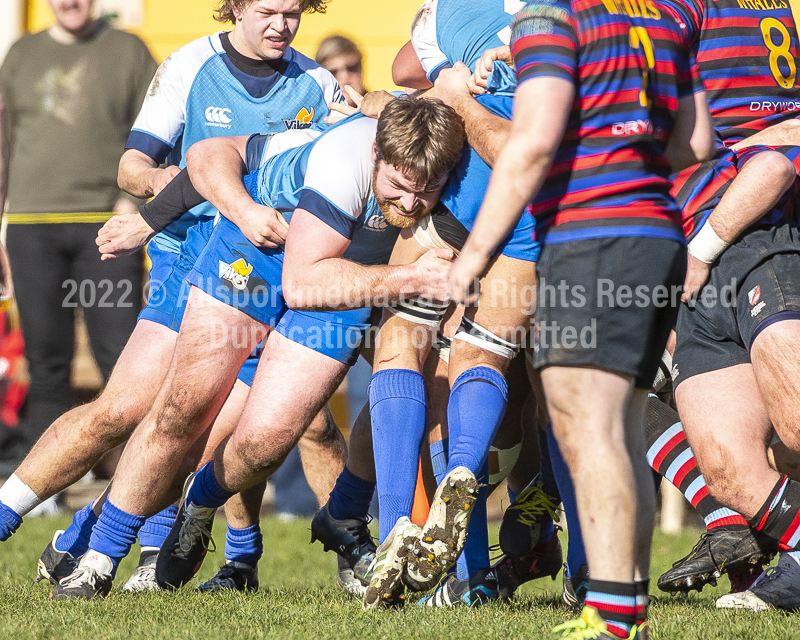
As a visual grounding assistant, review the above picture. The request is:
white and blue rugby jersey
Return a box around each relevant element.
[244,115,399,266]
[126,32,342,253]
[411,0,525,94]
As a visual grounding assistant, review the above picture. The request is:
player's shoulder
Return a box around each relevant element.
[162,32,224,72]
[283,48,339,88]
[310,116,377,164]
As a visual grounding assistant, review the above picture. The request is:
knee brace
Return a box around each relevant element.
[652,348,673,393]
[387,295,449,327]
[454,317,520,359]
[432,333,451,364]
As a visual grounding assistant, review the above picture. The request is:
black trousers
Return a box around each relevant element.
[2,222,143,461]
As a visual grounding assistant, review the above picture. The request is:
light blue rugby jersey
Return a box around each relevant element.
[440,94,513,230]
[126,33,342,254]
[243,115,400,267]
[411,0,526,94]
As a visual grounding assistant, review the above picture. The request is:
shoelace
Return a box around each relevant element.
[344,518,376,557]
[60,566,100,590]
[669,532,713,568]
[551,618,606,639]
[507,484,561,526]
[174,511,216,559]
[130,563,156,583]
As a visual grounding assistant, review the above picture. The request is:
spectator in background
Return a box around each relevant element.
[0,0,156,471]
[316,35,365,106]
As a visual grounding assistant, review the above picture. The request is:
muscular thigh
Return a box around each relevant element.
[233,331,349,452]
[674,364,773,498]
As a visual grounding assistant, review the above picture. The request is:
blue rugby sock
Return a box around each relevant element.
[328,466,375,521]
[548,423,587,576]
[538,423,560,501]
[89,499,146,574]
[430,438,449,485]
[456,463,490,580]
[225,524,262,567]
[187,462,234,509]
[138,505,179,548]
[0,503,22,542]
[447,367,508,474]
[54,502,97,555]
[369,369,426,543]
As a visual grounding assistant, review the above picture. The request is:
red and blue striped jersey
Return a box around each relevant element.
[512,0,696,245]
[662,0,800,144]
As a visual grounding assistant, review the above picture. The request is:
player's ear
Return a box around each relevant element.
[371,141,377,165]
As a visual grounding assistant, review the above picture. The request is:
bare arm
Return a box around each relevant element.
[448,76,575,303]
[118,148,180,199]
[730,119,800,151]
[282,209,453,310]
[665,90,715,172]
[682,150,796,301]
[185,136,288,248]
[433,62,511,167]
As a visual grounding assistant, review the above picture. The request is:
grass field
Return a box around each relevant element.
[0,515,797,640]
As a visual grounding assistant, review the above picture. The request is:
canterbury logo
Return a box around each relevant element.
[365,212,389,231]
[205,106,232,128]
[283,106,314,130]
[218,258,253,290]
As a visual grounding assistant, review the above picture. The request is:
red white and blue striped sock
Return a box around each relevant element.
[634,578,649,626]
[584,579,637,639]
[645,396,748,530]
[748,475,800,551]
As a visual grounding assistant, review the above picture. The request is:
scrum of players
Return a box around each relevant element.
[3,0,800,637]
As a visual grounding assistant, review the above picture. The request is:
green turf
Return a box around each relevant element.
[0,516,797,639]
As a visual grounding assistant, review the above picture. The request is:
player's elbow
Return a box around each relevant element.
[185,138,215,173]
[692,127,715,164]
[117,149,147,196]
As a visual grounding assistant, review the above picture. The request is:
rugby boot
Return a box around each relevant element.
[562,563,590,609]
[36,530,80,585]
[418,567,499,608]
[405,467,479,591]
[156,472,217,590]
[197,561,259,593]
[499,478,561,557]
[50,550,113,601]
[310,500,375,589]
[716,553,800,611]
[122,549,160,593]
[495,529,562,600]
[336,555,367,598]
[657,527,777,593]
[362,516,419,611]
[551,606,641,639]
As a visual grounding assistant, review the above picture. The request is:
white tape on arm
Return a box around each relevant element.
[688,221,729,264]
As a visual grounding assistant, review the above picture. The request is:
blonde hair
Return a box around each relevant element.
[375,97,465,186]
[315,35,362,67]
[214,0,327,24]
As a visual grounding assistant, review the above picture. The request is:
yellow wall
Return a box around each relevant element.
[27,0,422,91]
